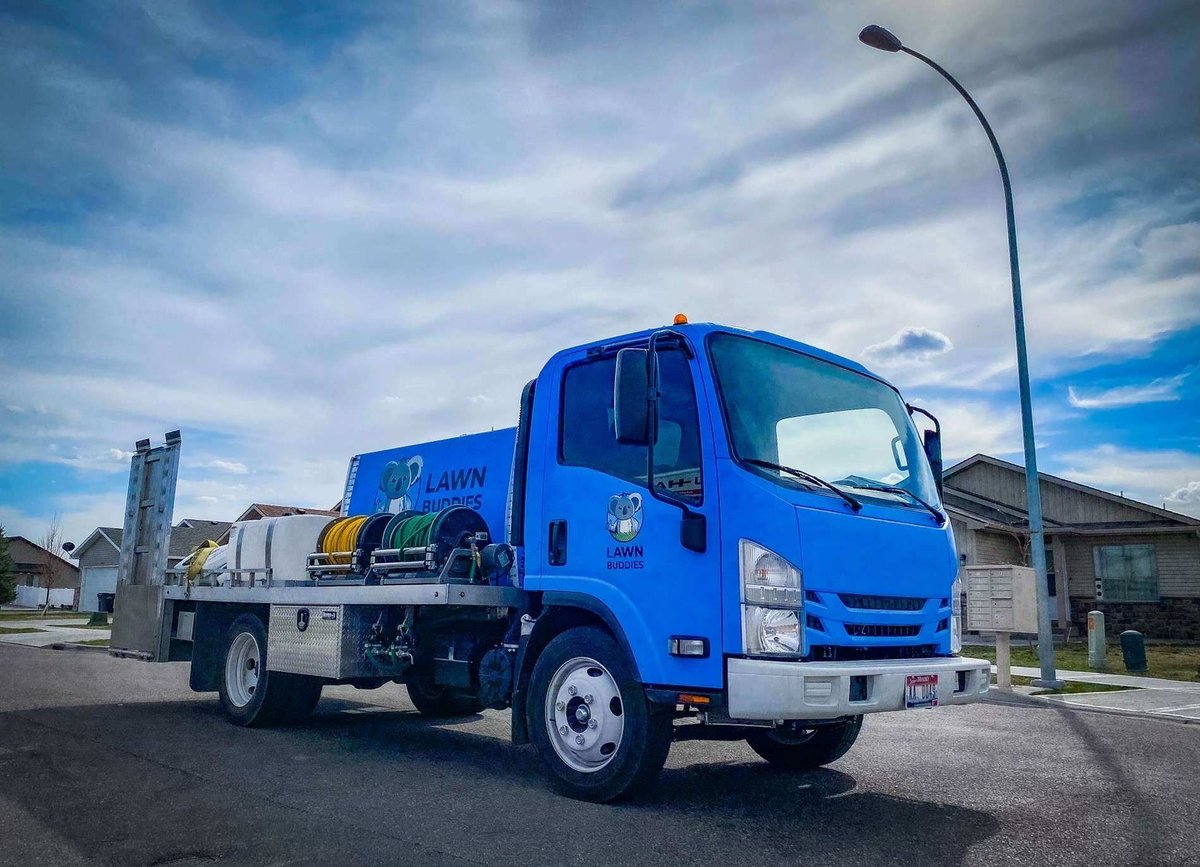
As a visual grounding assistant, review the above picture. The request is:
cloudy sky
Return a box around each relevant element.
[1,0,1198,546]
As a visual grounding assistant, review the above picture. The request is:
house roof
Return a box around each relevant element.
[945,456,1200,530]
[234,503,340,521]
[70,527,124,560]
[4,536,81,572]
[168,522,232,558]
[71,522,231,564]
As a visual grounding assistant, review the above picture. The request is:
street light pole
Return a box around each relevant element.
[858,25,1062,687]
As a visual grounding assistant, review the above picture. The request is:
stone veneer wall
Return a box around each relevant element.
[1070,598,1200,642]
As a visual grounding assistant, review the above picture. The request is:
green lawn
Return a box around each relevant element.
[967,643,1200,684]
[74,638,110,647]
[0,610,85,621]
[0,626,46,634]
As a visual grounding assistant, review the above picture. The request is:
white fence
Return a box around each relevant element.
[11,585,76,609]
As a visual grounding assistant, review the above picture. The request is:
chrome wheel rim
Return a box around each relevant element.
[545,656,624,773]
[225,631,261,708]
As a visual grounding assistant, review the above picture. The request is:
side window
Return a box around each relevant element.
[561,349,703,501]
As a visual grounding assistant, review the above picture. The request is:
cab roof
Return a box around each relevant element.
[547,321,897,391]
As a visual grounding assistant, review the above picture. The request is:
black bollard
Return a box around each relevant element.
[1119,630,1148,673]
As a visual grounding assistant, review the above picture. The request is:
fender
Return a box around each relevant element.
[510,591,656,745]
[540,591,644,682]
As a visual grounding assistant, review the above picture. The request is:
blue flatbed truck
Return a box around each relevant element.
[109,320,990,802]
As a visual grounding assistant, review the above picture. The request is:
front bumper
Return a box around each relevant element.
[727,655,990,720]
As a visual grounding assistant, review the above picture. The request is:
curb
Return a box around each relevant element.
[48,642,110,653]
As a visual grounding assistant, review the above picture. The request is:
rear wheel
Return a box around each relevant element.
[218,614,322,727]
[527,626,672,803]
[746,716,863,770]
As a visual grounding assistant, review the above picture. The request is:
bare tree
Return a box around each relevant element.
[38,515,66,613]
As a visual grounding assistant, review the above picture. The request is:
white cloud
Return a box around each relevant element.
[1056,444,1200,518]
[0,1,1197,538]
[1166,480,1200,507]
[1067,373,1188,409]
[864,327,954,364]
[202,459,250,475]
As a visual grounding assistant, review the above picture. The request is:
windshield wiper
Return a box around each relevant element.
[840,479,944,523]
[743,458,862,512]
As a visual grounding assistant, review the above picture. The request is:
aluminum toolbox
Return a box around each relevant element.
[267,604,388,679]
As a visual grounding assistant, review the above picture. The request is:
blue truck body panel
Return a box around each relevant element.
[347,429,517,544]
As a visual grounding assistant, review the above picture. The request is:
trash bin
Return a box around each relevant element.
[96,592,115,614]
[1119,630,1148,673]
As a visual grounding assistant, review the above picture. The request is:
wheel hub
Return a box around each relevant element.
[225,631,261,708]
[545,656,624,773]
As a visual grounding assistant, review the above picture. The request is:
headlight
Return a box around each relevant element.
[951,577,962,653]
[746,607,802,655]
[740,540,804,656]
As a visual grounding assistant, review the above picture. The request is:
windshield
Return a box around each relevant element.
[708,333,940,509]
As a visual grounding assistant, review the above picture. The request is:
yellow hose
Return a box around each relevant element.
[186,540,219,584]
[322,515,367,565]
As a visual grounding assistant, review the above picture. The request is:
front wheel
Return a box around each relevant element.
[527,626,672,803]
[746,716,863,770]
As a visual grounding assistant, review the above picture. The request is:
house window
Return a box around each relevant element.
[1093,544,1158,602]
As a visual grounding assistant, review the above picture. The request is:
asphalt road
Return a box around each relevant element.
[2,644,1197,867]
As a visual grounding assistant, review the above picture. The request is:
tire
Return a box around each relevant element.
[406,673,484,717]
[746,716,863,771]
[527,626,672,803]
[217,614,321,727]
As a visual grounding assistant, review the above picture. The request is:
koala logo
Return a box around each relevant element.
[607,492,644,543]
[375,455,423,514]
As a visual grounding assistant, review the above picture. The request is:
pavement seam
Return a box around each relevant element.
[9,709,498,867]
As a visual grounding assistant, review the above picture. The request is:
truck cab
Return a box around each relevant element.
[514,322,987,789]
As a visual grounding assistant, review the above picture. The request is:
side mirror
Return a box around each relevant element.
[923,428,944,495]
[614,348,652,445]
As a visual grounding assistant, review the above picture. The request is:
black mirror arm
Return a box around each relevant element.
[645,329,706,553]
[907,403,941,436]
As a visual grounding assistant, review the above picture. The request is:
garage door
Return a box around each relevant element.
[79,566,119,612]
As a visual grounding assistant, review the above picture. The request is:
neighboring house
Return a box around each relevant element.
[217,503,340,543]
[945,454,1200,640]
[3,536,81,607]
[71,519,232,612]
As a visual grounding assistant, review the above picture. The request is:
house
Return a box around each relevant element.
[944,454,1200,640]
[3,535,80,607]
[217,503,341,542]
[71,519,232,612]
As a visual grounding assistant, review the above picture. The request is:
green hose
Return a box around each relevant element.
[387,512,438,552]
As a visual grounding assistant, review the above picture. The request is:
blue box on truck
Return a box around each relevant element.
[344,429,518,544]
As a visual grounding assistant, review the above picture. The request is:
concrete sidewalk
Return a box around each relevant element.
[0,617,109,648]
[994,664,1200,722]
[1004,664,1200,691]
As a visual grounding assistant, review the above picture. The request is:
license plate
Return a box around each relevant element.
[905,674,939,709]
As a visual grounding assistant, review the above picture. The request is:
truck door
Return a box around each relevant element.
[529,342,723,689]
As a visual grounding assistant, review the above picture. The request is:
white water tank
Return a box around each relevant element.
[228,515,335,584]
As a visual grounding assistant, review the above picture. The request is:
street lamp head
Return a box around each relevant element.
[859,25,903,52]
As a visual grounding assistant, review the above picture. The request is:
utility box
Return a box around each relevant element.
[964,565,1039,634]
